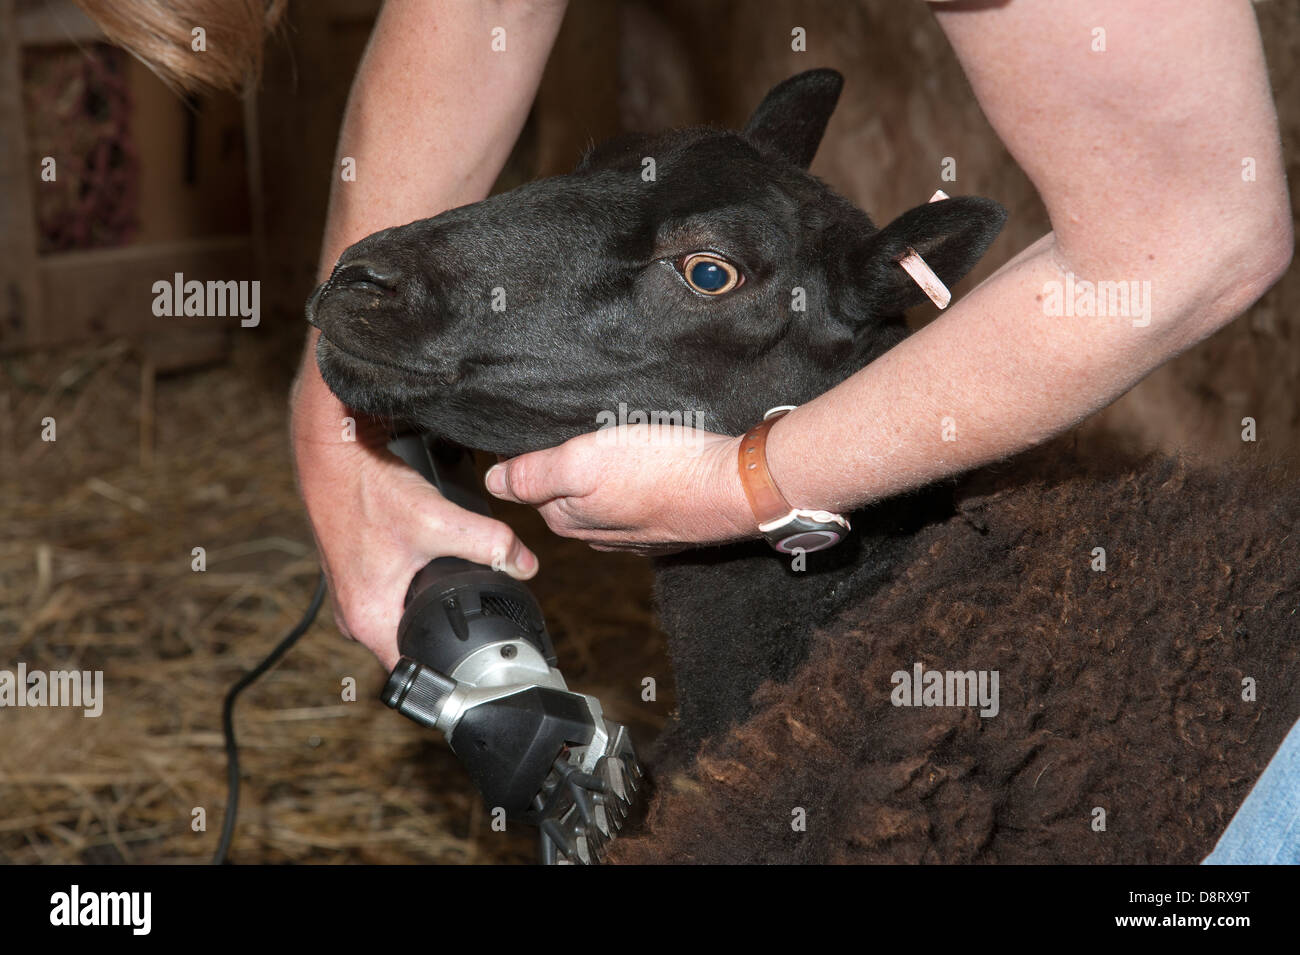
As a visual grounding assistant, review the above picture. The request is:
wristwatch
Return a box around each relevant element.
[737,406,850,554]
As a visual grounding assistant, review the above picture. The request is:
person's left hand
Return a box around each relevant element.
[484,424,756,554]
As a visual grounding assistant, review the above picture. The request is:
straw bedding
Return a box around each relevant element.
[0,327,667,864]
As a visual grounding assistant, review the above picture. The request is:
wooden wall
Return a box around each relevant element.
[3,0,1295,461]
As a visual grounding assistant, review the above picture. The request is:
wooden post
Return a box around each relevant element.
[0,0,42,352]
[139,355,155,469]
[242,90,268,294]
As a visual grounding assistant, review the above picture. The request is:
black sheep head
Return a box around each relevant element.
[307,69,1006,456]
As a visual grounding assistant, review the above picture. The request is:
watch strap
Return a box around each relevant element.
[737,407,796,525]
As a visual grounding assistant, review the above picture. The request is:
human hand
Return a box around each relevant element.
[484,424,756,555]
[291,365,537,670]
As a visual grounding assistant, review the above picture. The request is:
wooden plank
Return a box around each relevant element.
[137,327,230,376]
[16,0,104,46]
[18,236,253,352]
[0,0,42,352]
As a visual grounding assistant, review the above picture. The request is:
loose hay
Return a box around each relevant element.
[0,328,669,864]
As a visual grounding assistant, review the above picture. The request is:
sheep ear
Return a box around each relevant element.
[743,69,843,168]
[859,196,1008,313]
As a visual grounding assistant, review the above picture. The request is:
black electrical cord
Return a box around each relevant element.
[212,571,328,865]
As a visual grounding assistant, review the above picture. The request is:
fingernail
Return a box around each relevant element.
[485,464,506,496]
[516,550,538,576]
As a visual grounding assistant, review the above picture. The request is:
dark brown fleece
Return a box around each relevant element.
[610,449,1300,863]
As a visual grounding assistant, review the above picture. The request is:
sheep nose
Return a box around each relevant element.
[305,281,328,327]
[330,260,398,292]
[305,259,399,329]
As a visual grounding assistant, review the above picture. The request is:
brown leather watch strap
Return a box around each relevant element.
[737,409,794,526]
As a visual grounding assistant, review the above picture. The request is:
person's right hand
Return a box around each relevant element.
[290,350,538,671]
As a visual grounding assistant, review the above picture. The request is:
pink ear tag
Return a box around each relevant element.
[896,189,953,310]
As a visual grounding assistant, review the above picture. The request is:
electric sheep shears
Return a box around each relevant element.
[381,432,643,864]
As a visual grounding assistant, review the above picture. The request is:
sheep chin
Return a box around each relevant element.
[315,336,423,421]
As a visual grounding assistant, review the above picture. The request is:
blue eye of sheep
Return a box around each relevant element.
[691,261,727,290]
[681,253,741,295]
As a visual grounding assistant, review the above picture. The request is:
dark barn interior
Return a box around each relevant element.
[0,0,1297,864]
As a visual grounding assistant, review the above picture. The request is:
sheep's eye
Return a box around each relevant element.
[681,253,742,295]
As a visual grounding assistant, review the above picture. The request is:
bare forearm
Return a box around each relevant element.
[768,234,1186,511]
[765,0,1292,514]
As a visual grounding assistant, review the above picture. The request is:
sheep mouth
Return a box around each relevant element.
[314,334,429,416]
[316,333,420,376]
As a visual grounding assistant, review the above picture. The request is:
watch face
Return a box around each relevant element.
[774,529,842,554]
[760,510,850,555]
